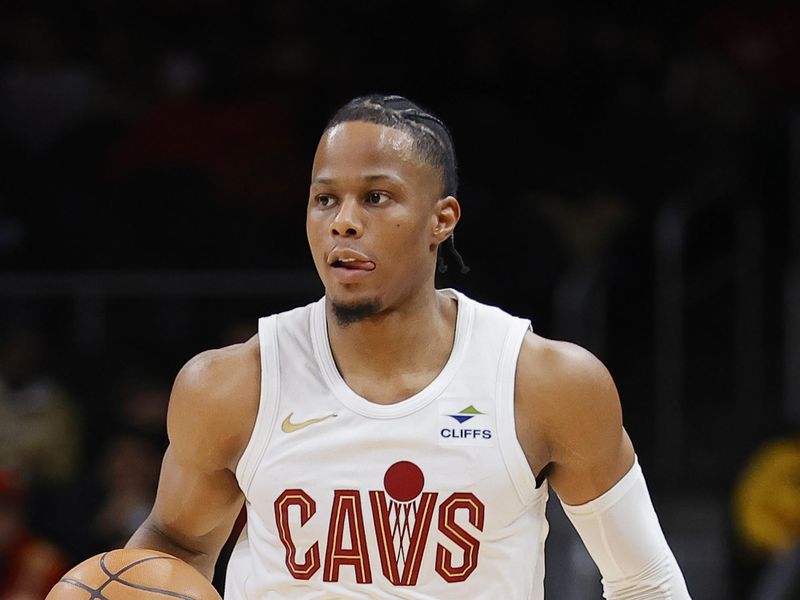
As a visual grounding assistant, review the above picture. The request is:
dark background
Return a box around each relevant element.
[1,1,799,598]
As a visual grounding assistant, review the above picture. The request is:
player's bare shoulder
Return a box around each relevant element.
[514,330,623,472]
[516,331,617,403]
[167,335,261,473]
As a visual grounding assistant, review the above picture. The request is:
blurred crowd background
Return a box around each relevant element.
[0,1,799,598]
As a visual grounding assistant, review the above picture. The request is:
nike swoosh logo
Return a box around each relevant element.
[281,412,338,433]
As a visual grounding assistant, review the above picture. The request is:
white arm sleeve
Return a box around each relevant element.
[559,458,691,599]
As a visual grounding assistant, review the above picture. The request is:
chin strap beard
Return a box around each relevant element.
[438,235,470,275]
[330,299,382,327]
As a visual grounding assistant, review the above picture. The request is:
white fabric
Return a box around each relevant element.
[225,290,549,599]
[560,459,691,599]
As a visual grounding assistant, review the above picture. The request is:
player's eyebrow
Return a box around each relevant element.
[312,173,403,185]
[362,173,402,183]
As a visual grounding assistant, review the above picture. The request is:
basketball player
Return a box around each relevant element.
[127,95,691,598]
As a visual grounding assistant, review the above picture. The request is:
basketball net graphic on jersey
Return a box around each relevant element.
[369,461,437,586]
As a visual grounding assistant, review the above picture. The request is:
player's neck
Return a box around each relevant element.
[325,287,457,404]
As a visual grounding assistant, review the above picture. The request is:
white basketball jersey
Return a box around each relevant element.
[225,289,549,599]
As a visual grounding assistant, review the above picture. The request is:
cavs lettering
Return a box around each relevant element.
[273,461,485,586]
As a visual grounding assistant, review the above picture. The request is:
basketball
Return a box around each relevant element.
[45,549,221,600]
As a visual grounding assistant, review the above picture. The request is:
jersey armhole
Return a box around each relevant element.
[496,319,546,506]
[235,315,281,498]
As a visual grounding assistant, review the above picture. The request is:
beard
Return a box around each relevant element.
[330,298,381,327]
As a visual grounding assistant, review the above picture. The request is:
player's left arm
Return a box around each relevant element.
[515,332,691,599]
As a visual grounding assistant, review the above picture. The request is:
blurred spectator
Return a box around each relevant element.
[52,432,162,559]
[0,13,103,152]
[734,436,800,556]
[708,3,800,93]
[0,329,81,486]
[106,83,304,216]
[535,192,632,355]
[0,470,65,599]
[90,435,161,550]
[732,435,800,598]
[112,372,170,447]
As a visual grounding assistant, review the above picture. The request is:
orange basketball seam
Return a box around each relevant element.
[60,578,108,600]
[100,552,198,600]
[58,552,201,600]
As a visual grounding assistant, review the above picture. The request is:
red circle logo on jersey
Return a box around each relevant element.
[383,461,424,502]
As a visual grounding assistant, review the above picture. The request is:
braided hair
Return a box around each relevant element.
[324,94,469,274]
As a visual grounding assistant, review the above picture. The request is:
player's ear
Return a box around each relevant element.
[432,195,460,245]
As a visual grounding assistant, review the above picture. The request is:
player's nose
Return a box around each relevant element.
[330,197,363,238]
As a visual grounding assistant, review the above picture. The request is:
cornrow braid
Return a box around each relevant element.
[324,94,469,275]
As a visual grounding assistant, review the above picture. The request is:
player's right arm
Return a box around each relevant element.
[126,338,260,581]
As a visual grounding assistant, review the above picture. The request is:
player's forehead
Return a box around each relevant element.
[311,121,429,184]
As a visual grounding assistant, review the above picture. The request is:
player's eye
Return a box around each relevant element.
[366,192,389,205]
[316,194,335,207]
